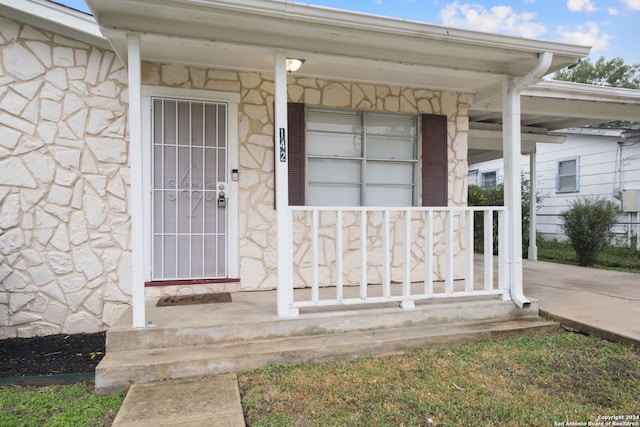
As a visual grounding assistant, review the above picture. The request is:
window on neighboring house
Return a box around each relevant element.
[556,157,579,193]
[481,171,498,188]
[286,103,449,207]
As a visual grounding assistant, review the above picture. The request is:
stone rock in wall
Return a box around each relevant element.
[102,302,128,326]
[0,193,20,229]
[1,271,37,292]
[63,311,102,334]
[3,44,45,80]
[0,229,24,256]
[28,263,55,286]
[47,251,73,274]
[9,311,41,327]
[9,292,35,313]
[72,244,103,281]
[80,182,107,228]
[86,137,127,163]
[0,157,37,188]
[22,152,56,184]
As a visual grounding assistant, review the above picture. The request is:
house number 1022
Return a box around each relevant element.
[279,128,287,162]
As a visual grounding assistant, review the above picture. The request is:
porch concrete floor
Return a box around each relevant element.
[108,260,640,426]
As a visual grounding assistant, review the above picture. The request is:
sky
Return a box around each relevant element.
[57,0,640,65]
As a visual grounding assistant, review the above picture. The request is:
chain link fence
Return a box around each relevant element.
[536,213,640,248]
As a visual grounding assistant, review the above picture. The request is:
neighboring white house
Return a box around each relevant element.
[469,126,640,245]
[3,0,640,340]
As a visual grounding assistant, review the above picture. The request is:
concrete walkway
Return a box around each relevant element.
[523,259,640,347]
[111,373,245,427]
[110,260,640,426]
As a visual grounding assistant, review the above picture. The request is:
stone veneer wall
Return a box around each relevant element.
[0,14,468,337]
[144,62,470,293]
[0,17,131,338]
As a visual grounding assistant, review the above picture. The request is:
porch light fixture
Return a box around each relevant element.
[285,58,305,73]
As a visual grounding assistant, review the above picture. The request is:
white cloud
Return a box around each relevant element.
[557,21,613,52]
[439,2,547,38]
[566,0,597,12]
[621,0,640,10]
[523,0,535,3]
[608,7,619,15]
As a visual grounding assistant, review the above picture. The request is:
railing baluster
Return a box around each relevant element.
[382,209,390,299]
[424,210,433,296]
[336,209,343,301]
[286,206,507,310]
[445,210,454,294]
[401,209,415,309]
[360,209,367,300]
[312,209,319,303]
[465,210,474,292]
[484,209,493,291]
[498,209,509,299]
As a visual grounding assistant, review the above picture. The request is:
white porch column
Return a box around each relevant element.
[274,51,298,317]
[127,34,146,327]
[528,151,538,261]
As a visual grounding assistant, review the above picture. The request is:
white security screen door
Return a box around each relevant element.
[152,98,228,280]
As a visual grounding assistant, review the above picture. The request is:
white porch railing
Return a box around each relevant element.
[279,206,509,315]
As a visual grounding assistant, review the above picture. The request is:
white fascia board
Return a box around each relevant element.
[549,127,623,137]
[0,0,109,49]
[175,0,590,58]
[526,80,640,103]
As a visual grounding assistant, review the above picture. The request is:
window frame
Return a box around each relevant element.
[556,156,580,193]
[305,106,420,207]
[481,170,498,188]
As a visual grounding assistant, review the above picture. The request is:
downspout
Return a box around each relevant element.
[502,51,552,308]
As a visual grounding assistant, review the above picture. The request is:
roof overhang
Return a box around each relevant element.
[0,0,110,50]
[85,0,590,94]
[468,80,640,163]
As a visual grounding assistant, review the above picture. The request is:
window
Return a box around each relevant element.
[286,103,448,207]
[481,171,498,188]
[556,157,579,193]
[306,108,418,207]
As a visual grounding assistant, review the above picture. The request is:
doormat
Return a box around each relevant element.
[156,292,232,307]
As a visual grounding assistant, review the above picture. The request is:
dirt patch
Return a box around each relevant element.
[0,332,105,377]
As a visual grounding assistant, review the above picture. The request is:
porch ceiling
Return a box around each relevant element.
[468,80,640,162]
[85,0,589,94]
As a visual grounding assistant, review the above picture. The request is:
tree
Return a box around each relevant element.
[553,56,640,128]
[554,56,640,89]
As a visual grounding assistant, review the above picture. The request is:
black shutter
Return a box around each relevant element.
[421,114,448,207]
[287,102,305,206]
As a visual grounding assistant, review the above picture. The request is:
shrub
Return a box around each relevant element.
[468,174,540,256]
[560,197,618,266]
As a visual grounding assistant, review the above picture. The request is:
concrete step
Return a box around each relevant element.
[105,298,540,353]
[96,315,559,394]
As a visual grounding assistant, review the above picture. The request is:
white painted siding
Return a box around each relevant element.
[469,130,640,242]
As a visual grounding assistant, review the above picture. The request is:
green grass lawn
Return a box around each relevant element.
[2,333,638,426]
[0,382,124,427]
[239,332,640,426]
[537,239,640,273]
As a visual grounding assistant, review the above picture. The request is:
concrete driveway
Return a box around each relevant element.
[523,259,640,347]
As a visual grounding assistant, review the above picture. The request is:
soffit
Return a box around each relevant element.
[85,0,589,93]
[470,80,640,132]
